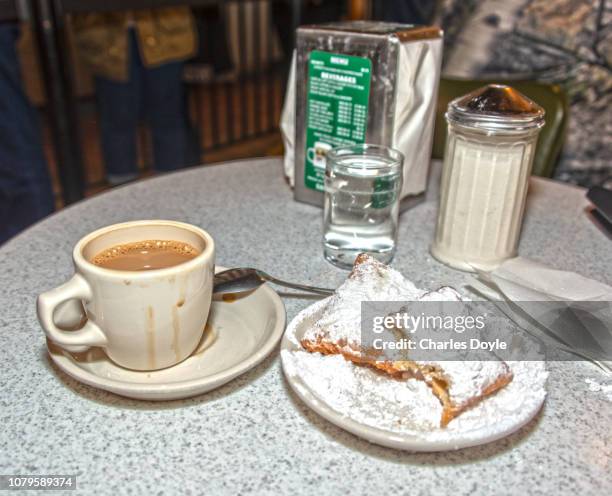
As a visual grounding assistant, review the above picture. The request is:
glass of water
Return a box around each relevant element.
[323,144,404,269]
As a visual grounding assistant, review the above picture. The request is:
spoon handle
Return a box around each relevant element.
[258,273,334,296]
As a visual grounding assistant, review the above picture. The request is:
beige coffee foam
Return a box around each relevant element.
[91,240,199,266]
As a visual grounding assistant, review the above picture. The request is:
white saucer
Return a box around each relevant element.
[48,270,286,401]
[281,299,548,452]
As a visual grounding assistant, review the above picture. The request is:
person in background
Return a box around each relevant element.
[377,0,437,24]
[0,23,55,244]
[191,4,233,77]
[272,0,345,64]
[72,8,200,185]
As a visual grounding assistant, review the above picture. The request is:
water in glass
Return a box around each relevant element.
[323,146,403,269]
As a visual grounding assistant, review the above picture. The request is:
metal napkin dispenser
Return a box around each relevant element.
[281,21,443,207]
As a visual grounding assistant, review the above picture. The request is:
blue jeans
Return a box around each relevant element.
[0,23,54,244]
[95,30,199,180]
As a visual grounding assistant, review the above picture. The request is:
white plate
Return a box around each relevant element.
[48,269,286,401]
[281,299,548,452]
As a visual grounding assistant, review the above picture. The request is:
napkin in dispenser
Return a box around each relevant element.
[280,21,443,207]
[471,257,612,371]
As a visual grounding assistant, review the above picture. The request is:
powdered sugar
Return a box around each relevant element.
[300,255,511,409]
[303,256,462,352]
[424,360,511,406]
[282,349,548,442]
[281,255,548,446]
[584,377,612,402]
[283,351,442,432]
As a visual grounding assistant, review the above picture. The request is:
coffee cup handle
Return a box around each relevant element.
[37,274,108,349]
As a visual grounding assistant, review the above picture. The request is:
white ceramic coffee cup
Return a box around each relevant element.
[37,220,215,371]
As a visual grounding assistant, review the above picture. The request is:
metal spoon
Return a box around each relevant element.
[213,268,334,297]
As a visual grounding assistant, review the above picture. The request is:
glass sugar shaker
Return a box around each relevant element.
[431,84,545,271]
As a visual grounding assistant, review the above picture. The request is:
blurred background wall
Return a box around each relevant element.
[10,0,612,204]
[441,0,611,188]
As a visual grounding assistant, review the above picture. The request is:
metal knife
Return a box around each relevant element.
[587,186,612,237]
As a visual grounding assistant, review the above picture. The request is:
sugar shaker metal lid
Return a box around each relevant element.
[446,84,545,132]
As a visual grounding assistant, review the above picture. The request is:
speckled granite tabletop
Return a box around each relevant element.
[0,158,610,495]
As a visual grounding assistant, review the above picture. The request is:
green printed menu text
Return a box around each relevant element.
[304,51,372,191]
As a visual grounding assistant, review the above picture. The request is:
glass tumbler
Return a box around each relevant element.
[323,144,404,269]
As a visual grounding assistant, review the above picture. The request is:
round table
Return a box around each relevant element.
[1,158,610,495]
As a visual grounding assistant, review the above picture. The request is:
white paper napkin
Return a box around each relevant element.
[469,257,612,373]
[483,257,612,302]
